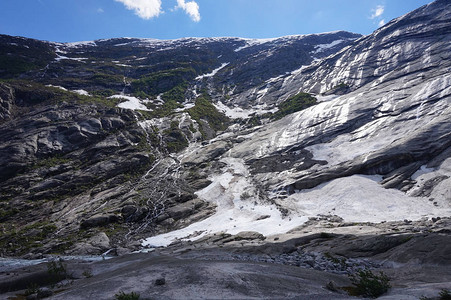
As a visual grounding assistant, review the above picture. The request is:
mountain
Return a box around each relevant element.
[0,1,450,299]
[0,30,361,256]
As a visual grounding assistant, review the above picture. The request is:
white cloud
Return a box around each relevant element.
[97,8,104,13]
[378,19,386,27]
[176,0,201,22]
[371,5,384,19]
[115,0,162,19]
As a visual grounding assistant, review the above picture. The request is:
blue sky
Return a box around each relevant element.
[0,0,433,42]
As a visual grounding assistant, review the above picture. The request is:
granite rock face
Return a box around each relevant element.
[0,0,450,258]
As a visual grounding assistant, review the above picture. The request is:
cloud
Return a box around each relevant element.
[115,0,162,19]
[370,5,384,19]
[378,19,386,27]
[97,8,104,13]
[176,0,201,22]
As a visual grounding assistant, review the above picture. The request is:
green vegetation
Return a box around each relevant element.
[0,207,19,222]
[161,83,188,103]
[47,259,69,283]
[3,79,121,108]
[440,289,451,300]
[188,94,229,134]
[33,155,71,169]
[0,221,57,255]
[271,92,317,120]
[115,291,140,300]
[82,270,93,278]
[0,35,55,78]
[323,82,350,95]
[131,68,195,96]
[24,283,41,296]
[344,269,391,298]
[163,120,189,153]
[420,289,451,300]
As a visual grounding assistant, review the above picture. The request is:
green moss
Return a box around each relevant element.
[271,92,317,120]
[115,291,140,300]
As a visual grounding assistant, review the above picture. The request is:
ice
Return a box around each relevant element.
[195,63,229,80]
[110,95,152,111]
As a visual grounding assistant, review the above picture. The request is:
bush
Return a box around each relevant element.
[346,269,390,298]
[115,291,140,300]
[440,289,451,300]
[47,259,68,283]
[271,92,316,120]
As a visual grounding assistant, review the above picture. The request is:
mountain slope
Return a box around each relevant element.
[143,0,451,246]
[0,0,450,262]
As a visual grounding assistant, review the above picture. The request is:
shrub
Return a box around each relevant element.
[440,289,451,300]
[47,259,68,282]
[346,269,390,298]
[271,92,316,120]
[115,291,140,300]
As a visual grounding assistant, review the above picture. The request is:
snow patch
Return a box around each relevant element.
[195,63,229,80]
[312,40,344,54]
[46,85,67,91]
[142,157,307,247]
[110,95,152,111]
[73,89,90,96]
[214,101,278,119]
[285,175,448,223]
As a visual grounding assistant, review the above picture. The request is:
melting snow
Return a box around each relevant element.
[73,89,90,96]
[142,157,308,247]
[46,85,67,91]
[195,63,229,80]
[110,95,152,111]
[213,101,278,119]
[285,175,449,223]
[312,39,345,54]
[55,54,88,62]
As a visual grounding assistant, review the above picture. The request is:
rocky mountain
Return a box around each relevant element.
[0,1,450,298]
[0,29,362,256]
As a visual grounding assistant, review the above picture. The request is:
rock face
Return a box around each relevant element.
[0,0,450,258]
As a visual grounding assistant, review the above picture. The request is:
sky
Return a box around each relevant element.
[0,0,433,43]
